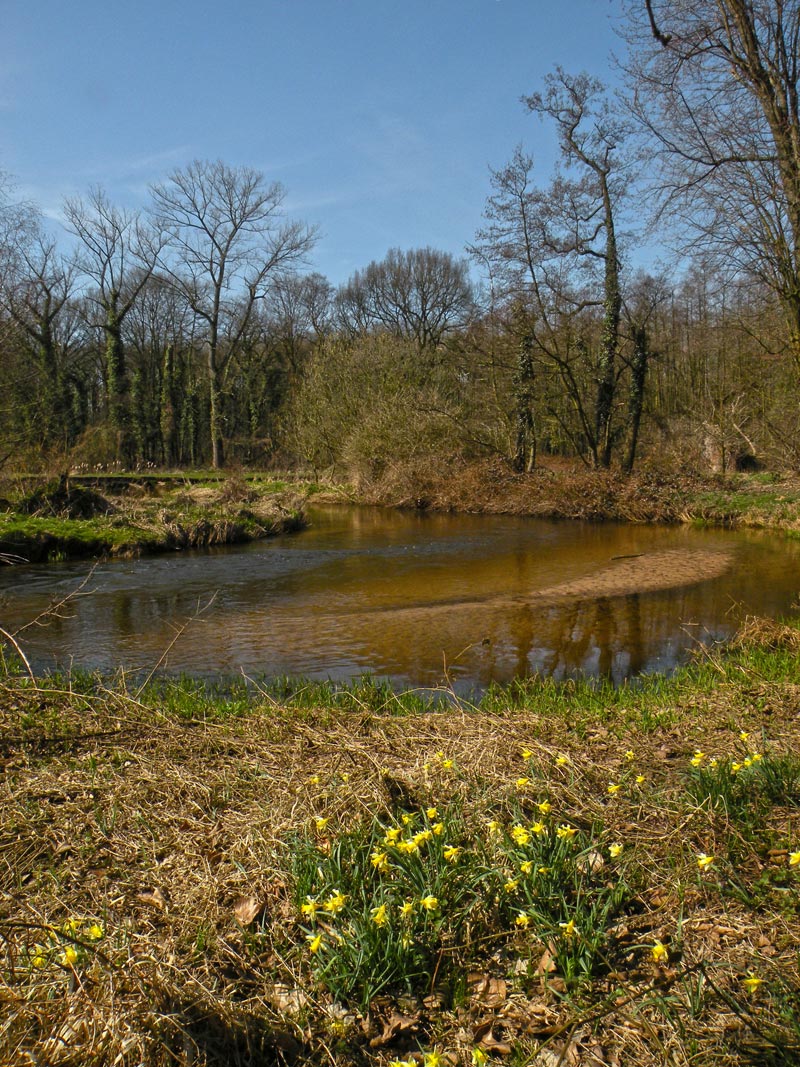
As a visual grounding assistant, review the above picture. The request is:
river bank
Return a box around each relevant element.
[1,616,800,1066]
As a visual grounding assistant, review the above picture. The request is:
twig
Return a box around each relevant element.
[134,591,218,697]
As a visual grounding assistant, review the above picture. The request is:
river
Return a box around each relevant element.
[1,505,799,692]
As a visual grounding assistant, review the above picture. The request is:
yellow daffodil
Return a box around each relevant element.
[559,918,577,939]
[400,900,414,918]
[504,878,519,893]
[788,851,800,867]
[423,1052,443,1067]
[690,750,705,767]
[522,748,533,760]
[340,773,350,782]
[389,1060,415,1067]
[314,816,329,832]
[435,750,445,761]
[371,903,388,927]
[739,730,750,741]
[732,762,742,773]
[426,807,438,819]
[487,819,501,836]
[309,775,320,785]
[400,933,413,949]
[537,799,552,815]
[301,897,319,920]
[744,757,753,767]
[511,824,531,846]
[85,923,104,941]
[62,918,80,936]
[609,843,623,858]
[538,865,551,874]
[607,782,621,795]
[520,859,534,874]
[752,752,763,762]
[696,853,715,871]
[624,749,635,761]
[31,952,47,969]
[709,758,718,769]
[556,824,577,839]
[531,821,548,836]
[322,890,347,913]
[413,829,433,846]
[384,826,403,845]
[651,940,668,963]
[516,776,531,789]
[636,774,645,784]
[397,838,418,854]
[59,945,78,967]
[419,894,439,911]
[515,912,530,927]
[742,972,763,993]
[307,932,324,954]
[432,821,444,835]
[441,758,454,770]
[555,754,569,766]
[443,844,462,863]
[401,813,415,826]
[371,850,390,874]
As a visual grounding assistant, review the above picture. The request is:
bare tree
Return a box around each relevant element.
[64,188,163,464]
[149,159,316,468]
[624,0,800,367]
[336,247,475,356]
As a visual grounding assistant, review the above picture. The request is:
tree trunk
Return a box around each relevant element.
[512,331,537,472]
[623,323,649,474]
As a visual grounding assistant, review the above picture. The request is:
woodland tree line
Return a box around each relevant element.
[2,0,800,480]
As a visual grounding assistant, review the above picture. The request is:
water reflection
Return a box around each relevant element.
[0,505,798,692]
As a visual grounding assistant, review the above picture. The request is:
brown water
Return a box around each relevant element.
[1,505,799,692]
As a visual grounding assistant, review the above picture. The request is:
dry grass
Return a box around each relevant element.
[1,645,800,1066]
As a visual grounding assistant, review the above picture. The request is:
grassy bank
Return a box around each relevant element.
[360,458,800,533]
[2,618,800,1066]
[0,474,311,563]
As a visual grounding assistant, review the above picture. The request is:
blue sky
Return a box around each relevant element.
[3,0,626,285]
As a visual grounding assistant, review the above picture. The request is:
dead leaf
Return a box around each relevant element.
[368,1009,421,1049]
[137,887,167,910]
[468,972,507,1007]
[534,946,557,976]
[233,894,262,925]
[477,1028,512,1056]
[576,849,605,874]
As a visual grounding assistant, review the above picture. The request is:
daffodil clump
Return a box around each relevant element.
[26,917,104,973]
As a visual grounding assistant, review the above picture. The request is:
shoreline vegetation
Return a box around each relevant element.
[1,459,800,566]
[1,615,800,1065]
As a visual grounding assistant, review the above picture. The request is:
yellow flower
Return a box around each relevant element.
[556,824,577,840]
[531,821,548,836]
[441,759,454,770]
[472,1049,489,1066]
[732,762,742,773]
[401,813,415,826]
[538,866,551,874]
[443,844,462,863]
[389,1060,415,1067]
[309,774,320,785]
[520,860,534,875]
[300,897,319,920]
[314,816,329,832]
[59,945,78,967]
[609,843,623,858]
[413,829,433,846]
[400,899,414,918]
[435,750,445,761]
[504,878,519,893]
[85,923,104,941]
[511,824,531,846]
[322,890,347,913]
[371,850,390,873]
[62,918,80,936]
[424,1052,443,1067]
[739,730,750,742]
[559,918,577,939]
[635,774,645,784]
[696,853,715,871]
[307,932,323,954]
[522,748,533,760]
[651,940,669,963]
[384,826,403,845]
[555,754,569,766]
[742,972,763,993]
[709,758,718,769]
[624,749,635,761]
[432,821,444,836]
[607,782,621,796]
[31,952,47,969]
[426,807,438,819]
[419,894,439,911]
[371,903,388,927]
[743,757,753,767]
[788,851,800,867]
[397,838,418,854]
[690,750,705,767]
[487,819,502,837]
[516,776,530,790]
[515,911,530,927]
[340,773,350,782]
[537,799,552,815]
[752,752,763,762]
